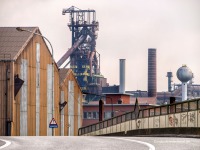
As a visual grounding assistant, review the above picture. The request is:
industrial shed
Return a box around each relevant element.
[0,27,83,136]
[59,68,83,136]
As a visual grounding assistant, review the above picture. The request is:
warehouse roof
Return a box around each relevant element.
[59,68,83,93]
[0,27,38,61]
[59,68,70,84]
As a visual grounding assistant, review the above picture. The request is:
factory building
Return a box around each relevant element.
[59,68,83,136]
[82,96,157,127]
[103,48,200,104]
[83,58,157,127]
[157,70,200,104]
[0,27,83,136]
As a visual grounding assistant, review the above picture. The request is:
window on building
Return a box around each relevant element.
[88,112,92,119]
[83,112,87,119]
[104,112,111,119]
[84,112,100,119]
[93,112,97,119]
[96,112,99,119]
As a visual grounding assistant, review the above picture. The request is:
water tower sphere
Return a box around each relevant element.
[176,65,193,82]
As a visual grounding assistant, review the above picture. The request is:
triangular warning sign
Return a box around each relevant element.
[49,118,58,128]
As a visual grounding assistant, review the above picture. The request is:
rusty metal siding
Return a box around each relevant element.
[0,62,6,136]
[0,62,14,136]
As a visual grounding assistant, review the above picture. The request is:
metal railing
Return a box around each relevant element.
[78,98,200,135]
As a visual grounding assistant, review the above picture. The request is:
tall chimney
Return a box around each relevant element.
[148,48,157,97]
[166,72,173,92]
[119,59,125,93]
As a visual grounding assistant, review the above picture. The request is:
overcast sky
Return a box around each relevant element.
[1,0,200,92]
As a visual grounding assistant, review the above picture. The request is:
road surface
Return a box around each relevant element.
[0,136,200,150]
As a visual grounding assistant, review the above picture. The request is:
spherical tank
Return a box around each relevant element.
[176,65,193,83]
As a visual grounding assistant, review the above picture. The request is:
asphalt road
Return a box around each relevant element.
[0,136,200,150]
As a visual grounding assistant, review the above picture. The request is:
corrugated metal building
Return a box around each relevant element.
[59,68,83,136]
[0,27,83,136]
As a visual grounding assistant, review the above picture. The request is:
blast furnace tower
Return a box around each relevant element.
[57,6,103,94]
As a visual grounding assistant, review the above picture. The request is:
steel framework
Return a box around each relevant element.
[58,6,103,94]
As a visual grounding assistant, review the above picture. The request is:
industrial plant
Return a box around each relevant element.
[0,5,200,136]
[54,5,200,107]
[57,6,106,96]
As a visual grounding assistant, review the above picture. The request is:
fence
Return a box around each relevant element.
[78,98,200,136]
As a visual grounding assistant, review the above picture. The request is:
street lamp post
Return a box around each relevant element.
[16,27,55,136]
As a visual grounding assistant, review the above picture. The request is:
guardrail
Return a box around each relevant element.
[78,98,200,136]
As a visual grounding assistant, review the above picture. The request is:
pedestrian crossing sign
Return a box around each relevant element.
[49,118,58,128]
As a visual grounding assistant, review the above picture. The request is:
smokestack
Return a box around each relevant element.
[148,48,157,97]
[119,59,125,94]
[166,72,173,92]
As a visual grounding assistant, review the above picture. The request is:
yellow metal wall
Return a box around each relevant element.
[0,62,14,136]
[0,62,7,136]
[12,35,54,136]
[60,70,83,136]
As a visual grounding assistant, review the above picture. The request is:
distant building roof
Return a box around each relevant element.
[126,90,148,97]
[130,97,157,105]
[102,85,119,93]
[87,101,99,105]
[85,96,157,105]
[0,27,38,61]
[59,68,83,94]
[104,93,133,96]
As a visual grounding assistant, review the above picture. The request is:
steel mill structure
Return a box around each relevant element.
[148,48,157,97]
[166,72,173,92]
[119,59,126,94]
[57,6,103,95]
[176,65,193,101]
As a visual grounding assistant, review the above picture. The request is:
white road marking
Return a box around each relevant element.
[107,137,155,150]
[0,139,11,149]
